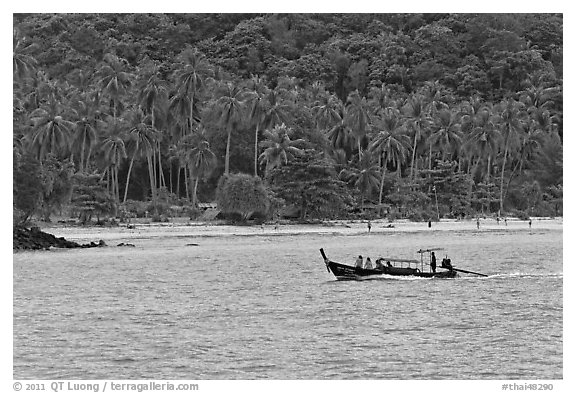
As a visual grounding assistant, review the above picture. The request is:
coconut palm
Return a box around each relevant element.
[344,90,370,156]
[101,130,127,203]
[124,108,157,203]
[173,47,212,132]
[96,53,134,119]
[187,140,217,206]
[313,94,343,131]
[72,98,104,172]
[28,99,74,162]
[259,124,305,175]
[429,109,462,163]
[463,106,500,182]
[13,29,37,81]
[339,151,380,208]
[369,108,411,207]
[215,82,247,175]
[404,95,430,181]
[495,98,527,214]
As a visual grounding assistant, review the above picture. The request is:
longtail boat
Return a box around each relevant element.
[319,248,485,280]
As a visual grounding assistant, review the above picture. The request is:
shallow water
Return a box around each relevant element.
[13,228,562,379]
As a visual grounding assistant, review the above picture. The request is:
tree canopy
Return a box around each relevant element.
[13,13,563,222]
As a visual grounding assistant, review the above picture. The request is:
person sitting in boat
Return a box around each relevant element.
[387,260,392,267]
[431,252,437,273]
[441,257,453,270]
[364,257,373,269]
[375,258,384,270]
[355,255,364,268]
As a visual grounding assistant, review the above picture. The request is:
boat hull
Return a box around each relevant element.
[325,260,457,280]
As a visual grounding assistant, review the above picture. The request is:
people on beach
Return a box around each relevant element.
[430,252,437,273]
[496,217,500,225]
[428,220,432,228]
[529,219,532,229]
[364,257,373,269]
[476,218,480,229]
[355,255,363,268]
[367,221,372,233]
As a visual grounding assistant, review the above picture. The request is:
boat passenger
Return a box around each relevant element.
[431,252,437,273]
[442,257,453,270]
[355,255,363,268]
[375,258,384,270]
[364,257,373,269]
[387,261,392,267]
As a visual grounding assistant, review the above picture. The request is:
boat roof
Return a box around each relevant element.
[417,248,445,253]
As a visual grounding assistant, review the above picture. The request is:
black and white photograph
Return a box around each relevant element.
[10,5,567,392]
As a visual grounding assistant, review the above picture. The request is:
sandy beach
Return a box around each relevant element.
[38,217,563,244]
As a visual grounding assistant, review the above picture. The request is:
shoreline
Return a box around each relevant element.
[28,217,563,244]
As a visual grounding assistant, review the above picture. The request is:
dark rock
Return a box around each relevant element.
[13,226,107,251]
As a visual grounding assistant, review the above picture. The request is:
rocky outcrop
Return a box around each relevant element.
[13,226,106,251]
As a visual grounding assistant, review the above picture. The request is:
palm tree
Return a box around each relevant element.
[339,151,380,208]
[404,95,430,181]
[463,107,500,182]
[187,140,217,206]
[174,47,212,132]
[124,108,157,203]
[72,98,103,172]
[246,76,268,176]
[13,29,37,81]
[344,90,370,156]
[369,108,411,207]
[96,53,134,120]
[101,130,127,203]
[28,98,74,162]
[313,94,343,131]
[215,82,247,175]
[139,67,169,191]
[495,98,527,214]
[429,109,462,164]
[259,124,305,175]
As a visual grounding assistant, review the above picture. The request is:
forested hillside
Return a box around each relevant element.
[13,13,563,224]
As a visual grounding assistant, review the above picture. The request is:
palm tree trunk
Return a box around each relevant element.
[147,153,156,207]
[378,164,388,217]
[169,163,174,194]
[254,122,260,177]
[158,145,166,189]
[177,165,181,198]
[184,164,190,201]
[410,126,419,180]
[123,154,136,203]
[499,136,510,215]
[192,177,199,206]
[225,128,232,175]
[80,132,86,172]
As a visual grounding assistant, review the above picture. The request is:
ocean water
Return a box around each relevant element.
[13,227,562,379]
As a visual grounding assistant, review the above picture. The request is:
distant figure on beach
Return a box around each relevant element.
[275,221,279,230]
[504,217,508,226]
[496,217,500,225]
[355,255,364,268]
[529,219,532,229]
[430,252,437,273]
[364,257,373,269]
[428,220,432,228]
[476,218,480,229]
[367,221,372,232]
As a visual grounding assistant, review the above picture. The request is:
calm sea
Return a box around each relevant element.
[13,227,562,379]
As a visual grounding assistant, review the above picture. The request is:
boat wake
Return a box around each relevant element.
[485,272,563,279]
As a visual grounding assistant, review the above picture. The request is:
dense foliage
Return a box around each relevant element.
[13,13,563,223]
